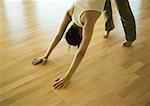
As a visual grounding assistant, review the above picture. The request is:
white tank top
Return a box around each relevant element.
[72,0,105,27]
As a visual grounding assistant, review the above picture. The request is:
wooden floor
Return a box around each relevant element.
[0,0,150,106]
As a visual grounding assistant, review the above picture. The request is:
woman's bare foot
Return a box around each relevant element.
[104,31,110,38]
[123,41,133,47]
[32,57,47,65]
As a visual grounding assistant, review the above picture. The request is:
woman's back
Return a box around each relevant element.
[72,0,105,27]
[76,0,105,10]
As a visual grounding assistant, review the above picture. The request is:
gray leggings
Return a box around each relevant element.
[104,0,136,41]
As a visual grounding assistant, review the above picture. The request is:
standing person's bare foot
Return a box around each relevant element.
[123,41,133,47]
[103,31,110,38]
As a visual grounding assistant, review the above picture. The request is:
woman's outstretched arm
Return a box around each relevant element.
[44,7,74,59]
[32,6,73,65]
[53,11,100,89]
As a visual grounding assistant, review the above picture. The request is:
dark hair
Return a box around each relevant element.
[65,24,82,48]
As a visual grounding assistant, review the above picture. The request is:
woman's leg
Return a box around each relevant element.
[104,0,115,33]
[115,0,136,46]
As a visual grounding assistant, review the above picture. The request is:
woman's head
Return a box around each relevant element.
[65,24,82,48]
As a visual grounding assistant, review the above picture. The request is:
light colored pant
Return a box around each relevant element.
[104,0,136,42]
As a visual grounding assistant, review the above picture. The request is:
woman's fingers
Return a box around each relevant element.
[53,79,62,87]
[53,81,60,87]
[53,76,69,89]
[53,77,66,89]
[32,58,44,65]
[55,77,60,82]
[32,58,39,65]
[53,80,63,89]
[57,83,64,89]
[55,76,62,81]
[54,82,63,89]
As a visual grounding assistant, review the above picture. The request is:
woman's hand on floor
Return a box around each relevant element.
[53,76,70,89]
[32,56,47,65]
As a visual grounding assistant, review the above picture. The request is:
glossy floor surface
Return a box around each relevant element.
[0,0,150,106]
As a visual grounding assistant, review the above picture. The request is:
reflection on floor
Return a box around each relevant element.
[0,0,150,106]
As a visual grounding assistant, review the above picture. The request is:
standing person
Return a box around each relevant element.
[103,0,136,47]
[32,0,106,89]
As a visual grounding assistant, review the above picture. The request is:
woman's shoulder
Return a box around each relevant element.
[67,5,74,16]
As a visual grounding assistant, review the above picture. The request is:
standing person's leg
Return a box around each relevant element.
[115,0,136,47]
[103,0,115,38]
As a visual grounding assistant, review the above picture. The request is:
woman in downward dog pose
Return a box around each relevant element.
[32,0,106,89]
